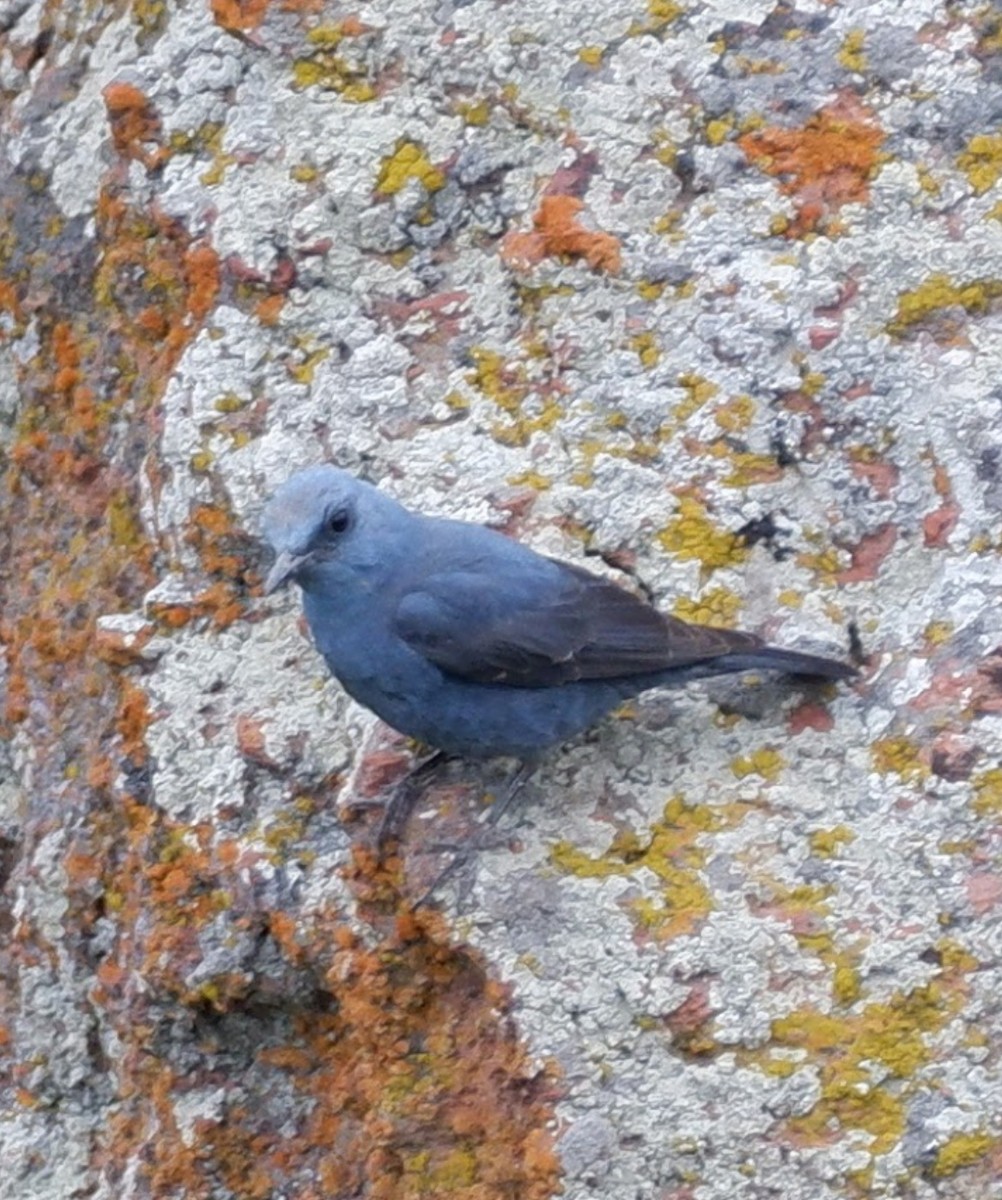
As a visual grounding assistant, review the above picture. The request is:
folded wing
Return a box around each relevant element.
[394,558,765,687]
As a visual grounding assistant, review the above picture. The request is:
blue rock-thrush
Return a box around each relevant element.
[262,466,855,789]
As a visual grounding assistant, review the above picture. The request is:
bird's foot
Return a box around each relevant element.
[412,759,538,907]
[375,749,450,849]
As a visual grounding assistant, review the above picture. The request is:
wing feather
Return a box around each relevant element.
[394,557,764,687]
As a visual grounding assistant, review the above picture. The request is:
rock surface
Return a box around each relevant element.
[2,1,1002,1197]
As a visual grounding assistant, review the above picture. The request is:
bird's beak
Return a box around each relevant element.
[264,550,308,595]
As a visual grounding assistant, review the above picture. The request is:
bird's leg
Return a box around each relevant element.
[376,748,450,848]
[483,758,538,828]
[412,758,539,907]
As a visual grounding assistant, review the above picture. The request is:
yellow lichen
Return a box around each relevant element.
[258,806,312,863]
[652,208,683,237]
[832,955,862,1007]
[649,0,683,16]
[915,162,942,196]
[466,347,562,447]
[748,878,835,959]
[306,23,347,47]
[628,0,684,35]
[731,747,784,782]
[930,1130,997,1178]
[657,496,748,571]
[705,116,733,146]
[714,394,756,433]
[796,543,844,584]
[957,133,1002,195]
[578,45,604,66]
[552,794,749,940]
[837,30,867,72]
[888,272,1002,337]
[972,767,1002,816]
[732,55,784,77]
[935,938,979,973]
[765,984,957,1154]
[506,470,551,490]
[654,372,719,442]
[292,61,375,103]
[456,99,491,126]
[292,23,376,102]
[375,140,445,195]
[132,0,166,37]
[442,390,469,412]
[194,123,234,186]
[287,343,331,385]
[672,586,742,628]
[213,392,246,413]
[677,372,718,412]
[922,619,953,646]
[628,330,661,368]
[871,735,927,783]
[754,1051,801,1078]
[651,128,677,167]
[106,491,144,547]
[809,825,855,858]
[467,348,521,405]
[722,451,781,488]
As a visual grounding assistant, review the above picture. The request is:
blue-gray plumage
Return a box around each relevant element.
[261,465,856,763]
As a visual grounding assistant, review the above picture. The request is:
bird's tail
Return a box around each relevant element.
[694,647,858,681]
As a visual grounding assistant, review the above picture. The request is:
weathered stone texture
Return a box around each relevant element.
[2,1,1002,1197]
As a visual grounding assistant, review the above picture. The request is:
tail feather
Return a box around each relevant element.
[710,648,858,681]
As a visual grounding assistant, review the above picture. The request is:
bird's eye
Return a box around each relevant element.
[327,509,350,535]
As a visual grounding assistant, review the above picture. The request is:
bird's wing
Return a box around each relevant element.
[393,558,765,687]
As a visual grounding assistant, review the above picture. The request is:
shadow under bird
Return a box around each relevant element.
[262,465,856,837]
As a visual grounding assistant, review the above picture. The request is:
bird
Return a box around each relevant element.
[261,465,856,838]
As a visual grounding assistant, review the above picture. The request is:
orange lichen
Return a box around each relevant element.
[501,194,622,272]
[180,499,260,626]
[102,82,168,169]
[210,0,270,31]
[3,117,559,1200]
[739,94,884,236]
[0,168,227,1135]
[184,242,221,322]
[92,801,562,1198]
[115,679,151,765]
[0,216,168,1152]
[256,292,285,325]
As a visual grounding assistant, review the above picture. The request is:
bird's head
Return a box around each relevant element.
[260,464,407,595]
